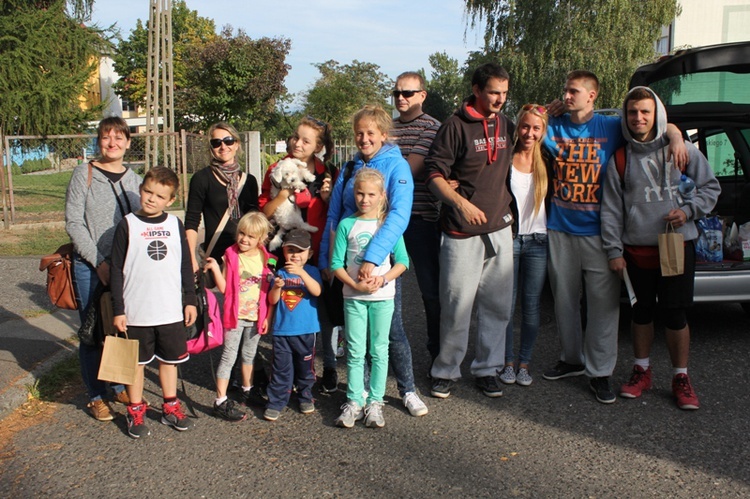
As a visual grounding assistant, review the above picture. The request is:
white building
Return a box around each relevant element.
[657,0,750,54]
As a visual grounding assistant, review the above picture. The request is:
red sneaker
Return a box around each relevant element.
[619,365,652,398]
[672,373,700,410]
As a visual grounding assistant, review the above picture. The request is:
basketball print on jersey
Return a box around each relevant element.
[147,240,169,260]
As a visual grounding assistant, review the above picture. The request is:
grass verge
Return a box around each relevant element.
[32,351,81,402]
[0,225,69,256]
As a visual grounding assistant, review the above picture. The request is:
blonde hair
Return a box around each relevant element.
[236,211,273,245]
[352,105,392,136]
[353,167,388,224]
[513,104,549,217]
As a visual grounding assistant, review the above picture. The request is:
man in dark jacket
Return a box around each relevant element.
[425,63,515,399]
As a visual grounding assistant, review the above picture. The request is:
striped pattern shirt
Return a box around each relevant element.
[392,113,441,221]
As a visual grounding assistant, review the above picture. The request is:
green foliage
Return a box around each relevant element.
[259,95,301,143]
[112,0,217,109]
[422,52,471,121]
[463,0,680,113]
[20,158,53,173]
[302,60,393,142]
[0,0,109,135]
[262,151,287,168]
[179,26,290,131]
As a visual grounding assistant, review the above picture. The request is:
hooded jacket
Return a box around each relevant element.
[425,96,515,236]
[319,142,413,270]
[222,242,273,331]
[600,86,721,260]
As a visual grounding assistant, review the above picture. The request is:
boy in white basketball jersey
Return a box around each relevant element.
[110,166,197,439]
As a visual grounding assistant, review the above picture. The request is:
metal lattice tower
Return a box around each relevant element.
[145,0,175,171]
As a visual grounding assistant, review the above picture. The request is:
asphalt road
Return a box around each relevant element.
[1,256,749,497]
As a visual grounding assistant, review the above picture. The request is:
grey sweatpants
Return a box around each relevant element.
[431,226,514,380]
[548,230,620,377]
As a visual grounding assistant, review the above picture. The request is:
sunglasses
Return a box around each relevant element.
[392,90,422,99]
[522,104,547,115]
[209,137,237,148]
[305,115,327,128]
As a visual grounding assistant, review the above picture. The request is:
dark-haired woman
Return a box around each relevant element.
[66,116,141,422]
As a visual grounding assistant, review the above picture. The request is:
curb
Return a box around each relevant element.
[0,345,78,421]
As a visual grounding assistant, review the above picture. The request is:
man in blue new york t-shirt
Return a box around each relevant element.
[541,70,688,405]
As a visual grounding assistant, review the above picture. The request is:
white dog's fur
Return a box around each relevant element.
[268,157,318,251]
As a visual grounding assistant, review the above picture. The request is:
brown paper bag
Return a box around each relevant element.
[97,333,139,385]
[658,223,684,276]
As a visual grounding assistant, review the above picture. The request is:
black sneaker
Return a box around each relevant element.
[430,378,454,399]
[214,399,247,422]
[542,361,586,380]
[263,408,281,421]
[161,400,194,431]
[475,376,504,398]
[126,403,150,439]
[589,377,616,404]
[243,386,268,407]
[321,368,338,393]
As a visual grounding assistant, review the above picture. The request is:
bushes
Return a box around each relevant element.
[17,158,53,173]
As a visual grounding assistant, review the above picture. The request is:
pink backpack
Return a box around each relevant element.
[186,272,224,355]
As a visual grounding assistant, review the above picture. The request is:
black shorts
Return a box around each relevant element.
[126,321,189,365]
[625,240,696,311]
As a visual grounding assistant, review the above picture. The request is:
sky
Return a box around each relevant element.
[89,0,486,106]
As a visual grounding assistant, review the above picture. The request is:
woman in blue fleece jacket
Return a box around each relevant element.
[320,105,428,418]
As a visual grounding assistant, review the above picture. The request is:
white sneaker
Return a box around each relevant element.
[403,391,428,417]
[516,367,533,386]
[498,365,516,384]
[335,401,363,428]
[364,401,385,428]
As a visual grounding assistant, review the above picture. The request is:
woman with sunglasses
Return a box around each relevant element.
[498,104,552,387]
[185,122,259,272]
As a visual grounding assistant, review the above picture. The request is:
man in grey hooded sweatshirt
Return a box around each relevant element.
[600,86,720,410]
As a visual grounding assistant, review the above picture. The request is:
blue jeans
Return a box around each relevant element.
[388,277,416,396]
[72,255,125,401]
[403,215,441,361]
[505,234,548,366]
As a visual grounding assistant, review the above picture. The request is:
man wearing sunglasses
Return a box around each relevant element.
[379,71,442,416]
[424,63,515,399]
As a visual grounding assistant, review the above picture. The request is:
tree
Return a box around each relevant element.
[422,52,469,121]
[302,60,393,141]
[178,26,290,131]
[0,0,109,135]
[463,0,680,112]
[112,0,216,110]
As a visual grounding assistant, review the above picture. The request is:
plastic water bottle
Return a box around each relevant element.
[678,174,696,201]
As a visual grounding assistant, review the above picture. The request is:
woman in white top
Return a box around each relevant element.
[499,104,550,387]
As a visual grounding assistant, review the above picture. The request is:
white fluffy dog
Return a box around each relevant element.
[268,157,319,251]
